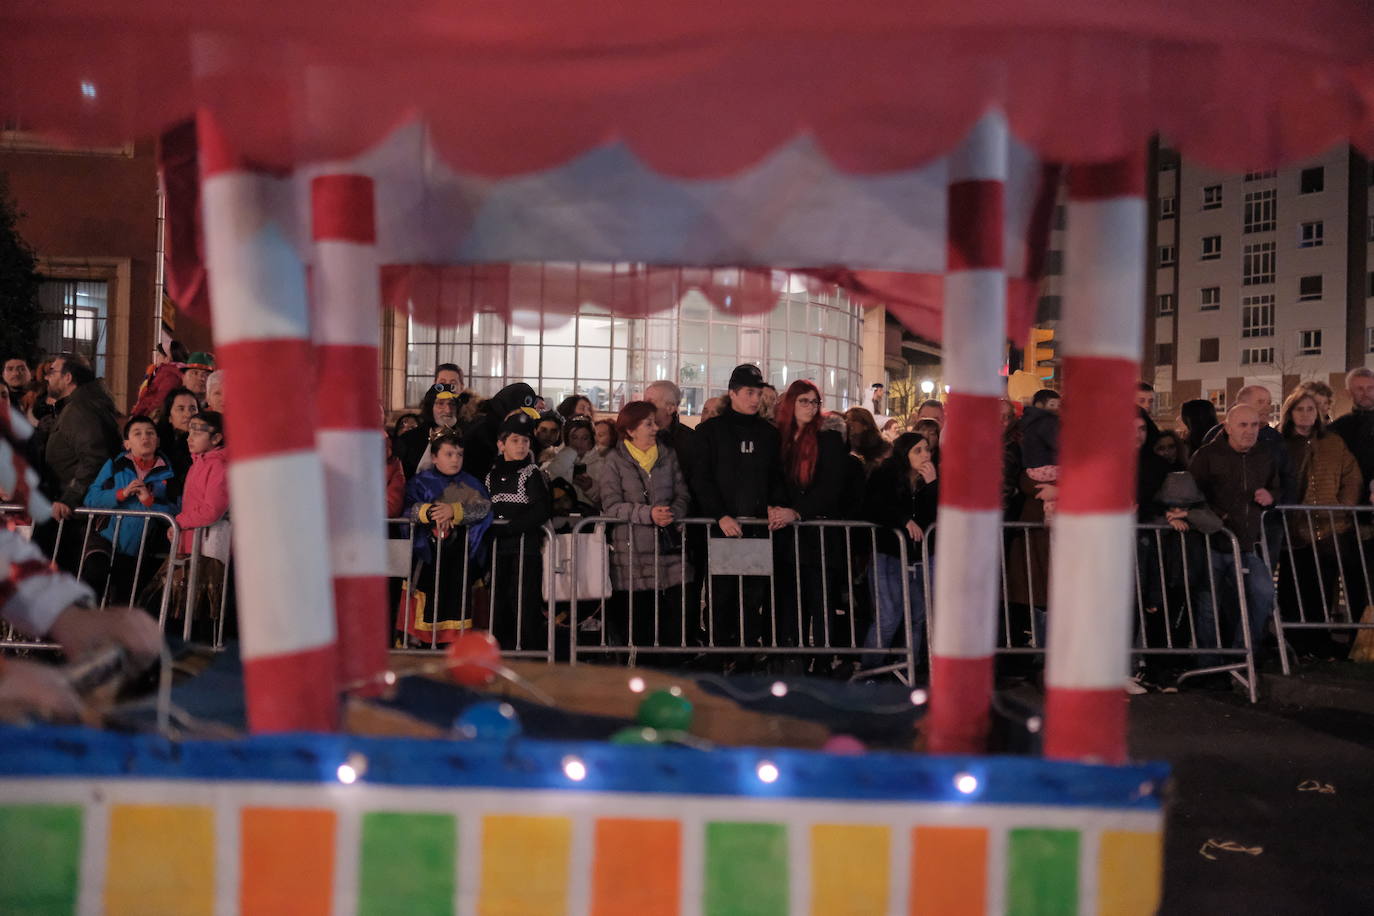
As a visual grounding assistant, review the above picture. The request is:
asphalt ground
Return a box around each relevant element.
[1129,666,1374,915]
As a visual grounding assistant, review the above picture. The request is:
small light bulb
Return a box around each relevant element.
[562,756,587,782]
[1026,716,1043,734]
[909,689,928,706]
[337,764,357,784]
[80,81,97,100]
[756,761,780,784]
[668,685,683,697]
[337,752,367,784]
[382,671,397,686]
[954,772,978,795]
[628,676,646,693]
[770,681,788,698]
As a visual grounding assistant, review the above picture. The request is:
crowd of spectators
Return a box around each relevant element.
[11,341,1374,683]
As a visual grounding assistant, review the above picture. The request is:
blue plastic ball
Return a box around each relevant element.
[454,701,522,741]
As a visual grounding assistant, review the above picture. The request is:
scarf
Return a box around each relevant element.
[625,441,658,474]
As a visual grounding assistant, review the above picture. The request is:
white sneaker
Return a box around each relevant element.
[1124,675,1149,696]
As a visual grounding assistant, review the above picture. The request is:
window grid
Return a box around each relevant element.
[1243,189,1276,233]
[1299,275,1323,301]
[1243,242,1276,285]
[1157,294,1175,316]
[1366,327,1374,354]
[1201,236,1222,260]
[1298,329,1323,356]
[1201,185,1223,210]
[37,280,108,380]
[1244,170,1276,182]
[1300,221,1324,248]
[1300,167,1325,194]
[1241,295,1274,338]
[1200,287,1221,310]
[1159,196,1177,219]
[1158,245,1177,267]
[1241,347,1275,366]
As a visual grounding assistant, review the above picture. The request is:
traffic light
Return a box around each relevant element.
[1027,326,1058,379]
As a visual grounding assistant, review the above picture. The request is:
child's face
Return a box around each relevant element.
[124,422,159,459]
[500,432,531,462]
[433,442,464,476]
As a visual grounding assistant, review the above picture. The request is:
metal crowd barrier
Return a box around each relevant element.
[1260,504,1374,676]
[388,517,558,662]
[0,502,181,649]
[564,516,920,683]
[922,519,1259,701]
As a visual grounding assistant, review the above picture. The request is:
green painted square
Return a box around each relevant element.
[0,804,83,915]
[1006,828,1080,916]
[358,812,456,916]
[704,821,789,916]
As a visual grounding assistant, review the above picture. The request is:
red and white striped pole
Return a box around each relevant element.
[311,174,390,693]
[197,112,340,732]
[1044,157,1146,763]
[928,112,1008,754]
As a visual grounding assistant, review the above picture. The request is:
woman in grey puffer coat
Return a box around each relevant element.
[596,401,693,650]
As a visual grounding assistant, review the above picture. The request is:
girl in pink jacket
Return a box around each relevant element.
[175,411,228,555]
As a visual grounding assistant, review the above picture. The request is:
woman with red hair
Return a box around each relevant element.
[772,380,864,667]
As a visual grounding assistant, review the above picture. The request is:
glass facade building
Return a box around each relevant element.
[400,266,863,414]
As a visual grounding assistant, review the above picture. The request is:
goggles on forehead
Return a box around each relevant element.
[430,382,461,400]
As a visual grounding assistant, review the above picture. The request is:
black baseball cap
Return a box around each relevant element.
[728,363,765,391]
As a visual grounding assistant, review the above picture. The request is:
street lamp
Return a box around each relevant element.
[920,379,935,395]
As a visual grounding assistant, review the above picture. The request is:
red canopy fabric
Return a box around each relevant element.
[5,0,1372,176]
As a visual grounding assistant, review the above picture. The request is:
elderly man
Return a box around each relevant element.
[1183,404,1279,651]
[1201,384,1294,502]
[1329,368,1374,503]
[645,379,694,482]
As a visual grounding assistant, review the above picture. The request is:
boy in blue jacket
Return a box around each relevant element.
[84,415,177,601]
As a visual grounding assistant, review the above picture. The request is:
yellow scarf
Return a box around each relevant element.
[625,441,658,474]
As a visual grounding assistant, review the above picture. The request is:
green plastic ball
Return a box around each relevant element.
[610,726,663,745]
[636,689,694,732]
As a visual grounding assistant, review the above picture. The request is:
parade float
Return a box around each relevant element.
[2,0,1372,912]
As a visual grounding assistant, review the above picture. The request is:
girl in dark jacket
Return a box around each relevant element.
[772,381,865,656]
[597,401,692,652]
[862,432,938,668]
[155,386,198,501]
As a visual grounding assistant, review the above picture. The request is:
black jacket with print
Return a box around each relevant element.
[484,455,552,552]
[690,406,788,523]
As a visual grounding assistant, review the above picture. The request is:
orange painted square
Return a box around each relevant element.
[911,826,987,916]
[590,818,680,916]
[240,807,336,916]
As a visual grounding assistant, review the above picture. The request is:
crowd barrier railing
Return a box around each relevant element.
[921,519,1259,701]
[1260,504,1374,676]
[388,517,558,663]
[564,516,921,683]
[0,502,181,649]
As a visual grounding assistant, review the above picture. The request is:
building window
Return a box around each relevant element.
[1298,329,1323,356]
[1368,215,1374,242]
[1201,235,1222,260]
[1243,241,1275,285]
[1157,294,1175,316]
[1159,196,1177,219]
[1053,205,1066,231]
[1158,245,1177,267]
[1244,170,1276,181]
[1036,294,1062,322]
[1300,167,1325,194]
[1299,275,1323,301]
[1042,250,1063,276]
[1243,189,1276,233]
[1200,286,1221,310]
[1158,150,1179,172]
[1368,271,1374,298]
[1366,327,1374,354]
[1241,347,1275,366]
[1208,389,1227,409]
[1154,390,1174,412]
[1155,343,1174,365]
[1299,221,1324,248]
[1199,338,1220,362]
[1202,185,1223,210]
[1241,295,1275,338]
[400,265,862,415]
[37,280,109,380]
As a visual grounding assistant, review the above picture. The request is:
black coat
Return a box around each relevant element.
[1329,408,1374,503]
[783,429,864,521]
[656,418,696,495]
[484,455,552,553]
[862,461,940,558]
[690,407,788,523]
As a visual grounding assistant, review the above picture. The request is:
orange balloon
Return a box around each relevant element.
[446,631,502,687]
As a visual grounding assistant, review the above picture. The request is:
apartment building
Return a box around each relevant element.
[1144,144,1372,419]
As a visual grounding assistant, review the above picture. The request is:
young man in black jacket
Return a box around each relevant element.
[485,411,552,652]
[690,364,790,653]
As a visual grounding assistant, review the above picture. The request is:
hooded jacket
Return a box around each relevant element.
[1017,405,1060,470]
[84,450,178,555]
[175,446,229,554]
[43,381,121,507]
[131,362,183,419]
[463,383,540,482]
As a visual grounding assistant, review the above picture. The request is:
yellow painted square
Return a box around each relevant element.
[1098,830,1162,916]
[811,824,890,915]
[105,804,215,916]
[480,814,571,916]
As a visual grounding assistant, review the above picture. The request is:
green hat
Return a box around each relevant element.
[185,352,215,372]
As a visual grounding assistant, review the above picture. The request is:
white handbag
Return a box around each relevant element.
[543,530,612,601]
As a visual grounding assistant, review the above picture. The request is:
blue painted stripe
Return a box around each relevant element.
[0,727,1167,810]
